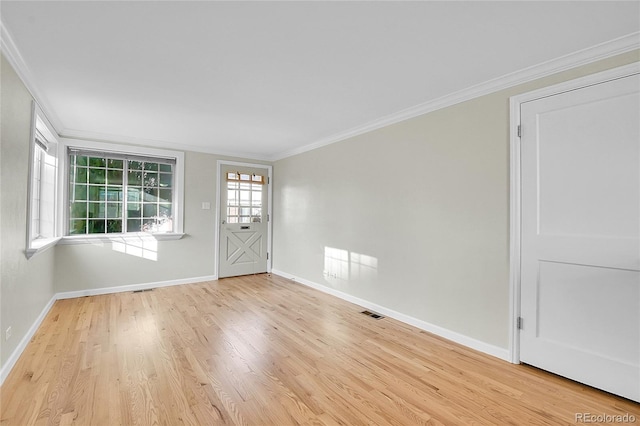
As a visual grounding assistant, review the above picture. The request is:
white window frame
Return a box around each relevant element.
[58,138,185,244]
[26,103,60,259]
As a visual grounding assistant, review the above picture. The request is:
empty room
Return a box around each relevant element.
[1,1,639,424]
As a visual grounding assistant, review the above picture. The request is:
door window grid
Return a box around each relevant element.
[226,172,263,224]
[68,155,174,234]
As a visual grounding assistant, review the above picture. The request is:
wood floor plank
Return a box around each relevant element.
[2,273,639,425]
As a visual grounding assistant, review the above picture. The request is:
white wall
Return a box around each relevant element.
[272,50,640,350]
[0,54,57,368]
[0,54,271,373]
[54,151,270,292]
[55,151,217,292]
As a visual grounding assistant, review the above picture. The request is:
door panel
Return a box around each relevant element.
[219,165,268,278]
[520,73,640,402]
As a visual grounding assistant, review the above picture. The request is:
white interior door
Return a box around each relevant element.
[520,73,640,402]
[219,165,269,278]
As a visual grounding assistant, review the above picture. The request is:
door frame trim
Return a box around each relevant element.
[215,160,273,278]
[508,62,640,364]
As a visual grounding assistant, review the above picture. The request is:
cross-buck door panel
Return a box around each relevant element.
[219,165,268,278]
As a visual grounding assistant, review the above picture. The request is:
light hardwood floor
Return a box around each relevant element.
[1,273,638,425]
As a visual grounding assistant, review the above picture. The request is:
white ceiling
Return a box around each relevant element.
[2,1,639,160]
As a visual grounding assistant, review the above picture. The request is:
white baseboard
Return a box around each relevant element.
[271,269,510,362]
[0,274,218,386]
[0,294,57,385]
[56,275,218,299]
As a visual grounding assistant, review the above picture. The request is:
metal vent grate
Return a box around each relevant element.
[361,310,385,320]
[132,288,154,293]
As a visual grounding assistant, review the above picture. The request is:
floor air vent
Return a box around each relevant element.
[361,310,385,320]
[132,288,154,293]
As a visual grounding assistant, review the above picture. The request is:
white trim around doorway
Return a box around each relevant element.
[215,160,273,278]
[507,61,640,364]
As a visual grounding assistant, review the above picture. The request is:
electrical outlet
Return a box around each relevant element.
[5,326,12,341]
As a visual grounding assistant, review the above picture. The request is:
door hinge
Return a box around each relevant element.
[517,317,523,330]
[267,252,269,260]
[517,125,522,138]
[267,214,270,222]
[267,177,270,184]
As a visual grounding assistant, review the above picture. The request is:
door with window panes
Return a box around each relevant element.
[219,165,268,278]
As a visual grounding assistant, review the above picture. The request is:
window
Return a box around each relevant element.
[67,148,180,235]
[26,104,59,258]
[226,172,264,223]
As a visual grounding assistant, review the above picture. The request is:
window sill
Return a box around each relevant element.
[26,237,62,259]
[59,232,185,245]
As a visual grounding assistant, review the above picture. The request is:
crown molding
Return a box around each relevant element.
[3,17,638,163]
[0,21,65,133]
[59,128,273,162]
[272,31,640,161]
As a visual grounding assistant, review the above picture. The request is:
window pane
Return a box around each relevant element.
[127,219,141,232]
[128,170,142,186]
[107,202,122,218]
[107,159,123,169]
[89,157,106,167]
[159,203,172,217]
[127,187,142,202]
[74,156,88,167]
[227,216,238,224]
[252,191,262,206]
[69,219,86,234]
[239,216,250,223]
[159,173,172,188]
[159,188,172,203]
[107,169,123,185]
[72,184,87,200]
[145,188,159,200]
[143,162,158,171]
[70,202,87,219]
[252,208,261,217]
[228,207,238,216]
[106,220,122,233]
[227,190,237,205]
[87,219,105,234]
[106,186,123,201]
[70,166,87,184]
[127,203,142,218]
[142,218,157,232]
[240,207,250,216]
[240,190,250,204]
[143,172,158,188]
[129,160,143,170]
[88,186,105,201]
[159,164,172,173]
[143,203,158,218]
[88,202,105,219]
[88,168,106,184]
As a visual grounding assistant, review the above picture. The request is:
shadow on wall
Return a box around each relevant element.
[323,246,378,284]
